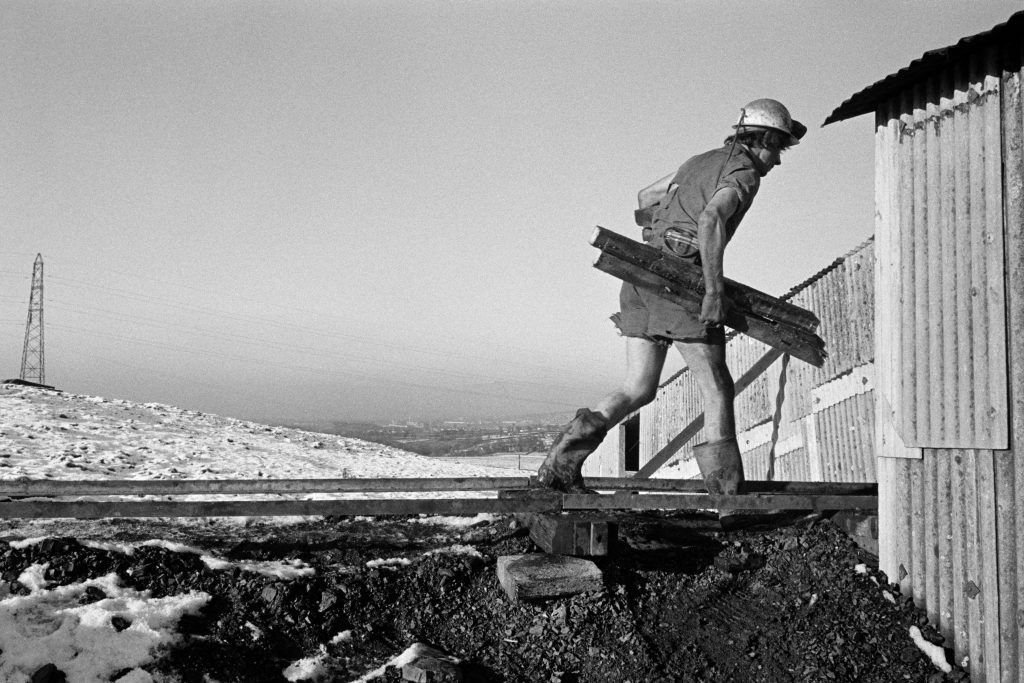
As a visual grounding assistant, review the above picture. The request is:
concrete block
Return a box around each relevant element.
[496,554,603,602]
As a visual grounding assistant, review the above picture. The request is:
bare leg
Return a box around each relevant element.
[537,337,667,491]
[673,339,735,441]
[594,336,669,426]
[676,337,747,525]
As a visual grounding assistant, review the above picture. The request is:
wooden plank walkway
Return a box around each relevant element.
[0,477,877,518]
[0,476,876,497]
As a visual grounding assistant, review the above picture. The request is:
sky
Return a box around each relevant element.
[1,0,1020,422]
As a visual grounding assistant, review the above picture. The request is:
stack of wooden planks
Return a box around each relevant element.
[590,226,826,366]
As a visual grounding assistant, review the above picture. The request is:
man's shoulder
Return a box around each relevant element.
[680,145,757,174]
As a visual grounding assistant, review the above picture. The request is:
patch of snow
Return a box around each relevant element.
[882,590,896,604]
[225,558,314,580]
[18,564,49,593]
[424,545,483,560]
[908,625,951,673]
[350,642,428,682]
[330,630,352,644]
[411,513,497,527]
[141,539,202,554]
[366,558,411,569]
[244,621,263,642]
[0,572,209,683]
[282,645,328,682]
[854,563,868,574]
[8,537,48,549]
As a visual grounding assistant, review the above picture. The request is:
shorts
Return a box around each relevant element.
[611,282,725,346]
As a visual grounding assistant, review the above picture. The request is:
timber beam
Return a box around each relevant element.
[590,227,826,367]
[0,477,876,498]
[0,490,876,519]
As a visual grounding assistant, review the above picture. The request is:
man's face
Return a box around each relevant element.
[755,146,783,176]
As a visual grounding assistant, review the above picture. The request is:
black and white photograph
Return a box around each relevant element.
[1,1,1022,681]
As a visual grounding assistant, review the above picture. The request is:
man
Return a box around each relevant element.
[538,99,805,521]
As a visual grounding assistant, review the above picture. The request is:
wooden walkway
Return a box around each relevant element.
[0,477,876,518]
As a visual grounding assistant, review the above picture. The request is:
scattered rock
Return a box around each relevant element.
[401,643,462,682]
[30,664,65,683]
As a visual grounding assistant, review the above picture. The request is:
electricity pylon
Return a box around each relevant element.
[19,253,44,385]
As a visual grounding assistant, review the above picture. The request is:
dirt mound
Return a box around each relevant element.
[0,513,968,682]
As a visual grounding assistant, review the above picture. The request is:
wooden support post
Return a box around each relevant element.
[518,513,617,556]
[634,347,785,478]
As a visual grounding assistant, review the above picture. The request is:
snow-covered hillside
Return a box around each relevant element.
[0,383,520,484]
[0,383,523,683]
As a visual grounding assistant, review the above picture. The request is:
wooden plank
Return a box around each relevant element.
[590,227,821,331]
[0,477,533,497]
[562,492,876,512]
[588,478,877,495]
[0,476,877,498]
[634,346,785,478]
[0,497,562,519]
[593,252,825,367]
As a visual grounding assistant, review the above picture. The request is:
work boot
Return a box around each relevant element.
[537,408,609,493]
[694,437,748,529]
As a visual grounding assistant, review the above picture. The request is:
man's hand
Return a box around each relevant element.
[700,291,732,327]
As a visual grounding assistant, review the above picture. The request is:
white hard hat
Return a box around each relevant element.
[734,98,806,146]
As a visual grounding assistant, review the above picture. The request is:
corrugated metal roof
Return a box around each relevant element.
[823,10,1023,126]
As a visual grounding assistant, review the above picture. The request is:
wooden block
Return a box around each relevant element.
[496,554,603,602]
[519,513,617,556]
[830,510,879,556]
[401,643,462,682]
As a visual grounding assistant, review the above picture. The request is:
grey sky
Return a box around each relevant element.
[2,1,1018,421]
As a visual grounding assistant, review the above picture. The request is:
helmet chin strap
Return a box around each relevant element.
[715,107,747,188]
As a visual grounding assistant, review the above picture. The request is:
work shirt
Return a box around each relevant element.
[646,144,763,262]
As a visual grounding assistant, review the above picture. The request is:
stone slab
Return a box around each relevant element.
[496,553,603,602]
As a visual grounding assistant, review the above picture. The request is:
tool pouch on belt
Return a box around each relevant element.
[635,187,701,261]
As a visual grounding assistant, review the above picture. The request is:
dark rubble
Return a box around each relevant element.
[0,513,970,683]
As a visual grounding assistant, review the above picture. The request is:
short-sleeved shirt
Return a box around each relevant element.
[646,144,763,261]
[612,144,763,345]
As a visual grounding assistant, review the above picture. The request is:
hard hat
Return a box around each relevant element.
[734,98,806,146]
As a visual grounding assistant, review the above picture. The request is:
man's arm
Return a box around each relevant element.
[697,187,741,326]
[637,172,676,209]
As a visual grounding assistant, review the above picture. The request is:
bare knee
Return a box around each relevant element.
[624,382,658,408]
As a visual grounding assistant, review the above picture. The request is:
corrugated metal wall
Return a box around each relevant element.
[875,49,1009,451]
[875,41,1023,683]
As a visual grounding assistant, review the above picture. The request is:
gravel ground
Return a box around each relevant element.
[0,511,969,683]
